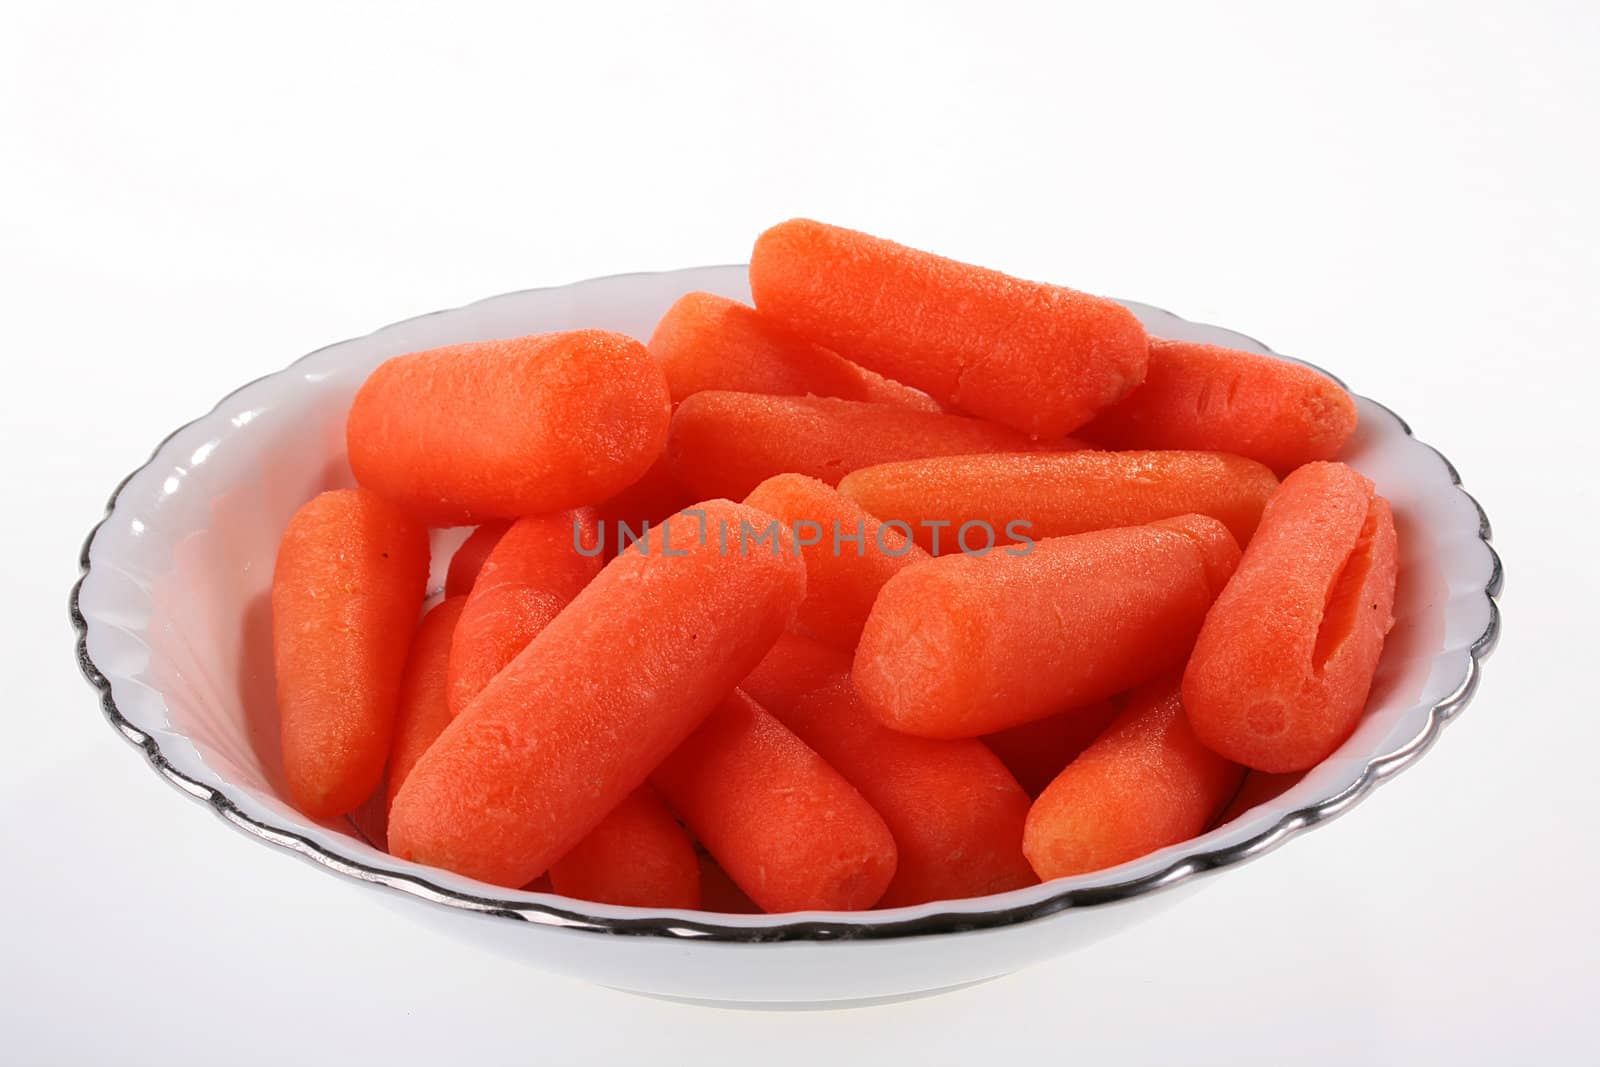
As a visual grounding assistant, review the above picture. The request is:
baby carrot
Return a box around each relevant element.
[387,500,806,887]
[447,509,602,716]
[1183,462,1399,772]
[444,522,509,597]
[1079,339,1359,472]
[1023,678,1245,880]
[272,488,430,818]
[743,633,1036,906]
[385,596,467,817]
[548,785,701,909]
[749,218,1149,437]
[837,450,1279,551]
[696,852,760,914]
[594,455,694,553]
[1214,771,1303,825]
[667,391,1068,501]
[982,699,1122,797]
[347,330,672,524]
[651,689,897,913]
[649,292,939,411]
[854,514,1240,738]
[743,474,929,649]
[348,782,391,852]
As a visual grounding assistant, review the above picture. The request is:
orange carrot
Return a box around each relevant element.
[651,690,897,912]
[594,454,693,555]
[1183,462,1399,772]
[444,522,509,597]
[447,509,602,716]
[272,488,429,818]
[1024,678,1244,879]
[387,500,806,887]
[982,699,1122,797]
[695,852,760,913]
[1214,771,1303,825]
[385,596,468,817]
[743,633,1035,906]
[668,391,1072,501]
[548,785,700,909]
[742,474,929,649]
[854,515,1240,738]
[749,218,1149,437]
[348,779,391,852]
[347,330,672,524]
[448,592,561,718]
[649,292,939,411]
[837,450,1279,551]
[1079,339,1359,472]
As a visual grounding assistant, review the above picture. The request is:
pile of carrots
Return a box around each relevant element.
[271,218,1398,913]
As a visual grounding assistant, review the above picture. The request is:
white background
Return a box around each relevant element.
[3,2,1596,1063]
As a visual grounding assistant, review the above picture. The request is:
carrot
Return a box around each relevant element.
[548,785,700,909]
[651,690,896,912]
[1079,339,1359,472]
[447,509,602,716]
[695,852,760,913]
[385,596,467,817]
[444,522,509,597]
[668,391,1072,501]
[347,330,672,524]
[743,633,1035,906]
[749,218,1149,437]
[1023,677,1244,879]
[649,292,939,411]
[272,488,429,818]
[1182,462,1399,772]
[594,455,693,556]
[347,777,392,852]
[387,499,806,887]
[1214,771,1303,825]
[742,474,929,649]
[854,514,1240,738]
[837,450,1279,551]
[982,699,1121,797]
